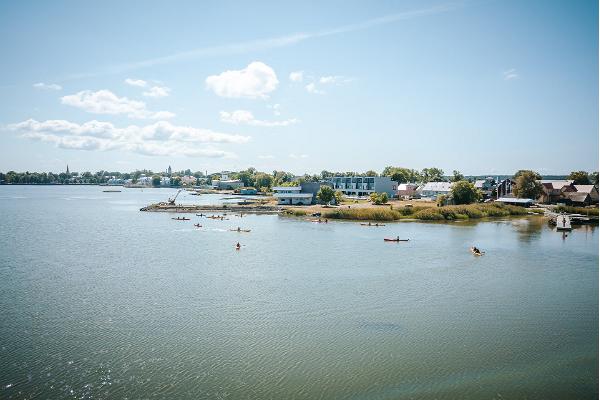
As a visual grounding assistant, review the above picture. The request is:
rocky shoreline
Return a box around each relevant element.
[139,202,281,214]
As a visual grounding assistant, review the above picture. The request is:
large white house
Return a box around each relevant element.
[417,182,453,198]
[273,186,314,205]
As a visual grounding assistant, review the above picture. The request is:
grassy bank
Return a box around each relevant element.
[321,203,544,222]
[554,205,599,216]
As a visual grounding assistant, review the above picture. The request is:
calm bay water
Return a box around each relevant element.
[0,185,597,399]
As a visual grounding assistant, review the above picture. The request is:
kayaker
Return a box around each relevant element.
[237,227,241,232]
[472,246,481,254]
[236,242,241,250]
[397,235,400,241]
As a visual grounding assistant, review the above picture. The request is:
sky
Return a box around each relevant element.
[0,0,597,176]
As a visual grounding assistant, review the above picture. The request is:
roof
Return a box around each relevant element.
[273,193,313,198]
[574,185,597,194]
[397,183,418,190]
[420,182,453,192]
[496,197,534,203]
[272,186,302,191]
[539,180,573,190]
[563,192,591,202]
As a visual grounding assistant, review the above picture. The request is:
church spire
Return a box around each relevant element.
[66,164,69,175]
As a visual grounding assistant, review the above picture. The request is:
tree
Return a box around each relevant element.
[514,169,541,180]
[255,173,273,189]
[420,167,444,183]
[317,186,335,204]
[369,192,389,205]
[451,170,464,182]
[450,180,481,204]
[590,172,599,186]
[172,176,182,187]
[513,171,543,199]
[381,167,420,183]
[568,171,590,185]
[334,190,344,204]
[151,175,161,187]
[364,170,378,177]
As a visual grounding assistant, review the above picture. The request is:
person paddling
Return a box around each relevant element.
[236,242,241,250]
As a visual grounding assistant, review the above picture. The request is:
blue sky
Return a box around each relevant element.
[0,0,597,175]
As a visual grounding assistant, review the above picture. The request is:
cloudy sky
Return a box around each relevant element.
[0,0,597,175]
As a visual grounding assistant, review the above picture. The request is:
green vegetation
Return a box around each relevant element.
[513,170,543,199]
[369,192,389,205]
[554,205,599,216]
[334,190,344,204]
[317,186,335,204]
[567,171,591,185]
[450,180,482,204]
[321,203,541,222]
[451,170,465,182]
[284,209,307,216]
[151,175,161,187]
[380,166,445,183]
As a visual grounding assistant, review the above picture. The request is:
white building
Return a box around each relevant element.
[212,179,243,190]
[137,176,153,186]
[160,177,171,186]
[181,175,197,186]
[273,186,313,205]
[418,182,453,198]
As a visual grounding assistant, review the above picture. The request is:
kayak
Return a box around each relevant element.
[361,223,385,226]
[172,217,190,221]
[194,224,202,228]
[470,248,484,256]
[230,229,251,232]
[384,238,409,242]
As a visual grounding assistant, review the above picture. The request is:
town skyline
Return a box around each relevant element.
[1,0,598,174]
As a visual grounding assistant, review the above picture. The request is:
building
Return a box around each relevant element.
[495,197,535,207]
[417,182,453,199]
[273,186,314,205]
[574,185,599,203]
[328,176,397,197]
[106,178,124,185]
[397,183,418,198]
[213,179,243,190]
[562,191,593,207]
[538,180,574,204]
[474,177,496,198]
[239,187,258,195]
[496,179,515,198]
[137,176,153,186]
[181,175,197,186]
[160,177,171,187]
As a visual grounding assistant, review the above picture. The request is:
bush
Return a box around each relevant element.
[322,208,402,221]
[413,208,445,220]
[285,209,307,216]
[369,192,389,205]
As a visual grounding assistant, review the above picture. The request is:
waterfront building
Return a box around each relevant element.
[495,197,535,207]
[137,176,153,186]
[212,179,243,190]
[181,175,197,186]
[474,177,496,198]
[417,182,453,199]
[160,177,171,187]
[328,176,397,197]
[574,185,599,203]
[397,183,419,198]
[539,180,575,204]
[273,186,314,205]
[496,179,515,198]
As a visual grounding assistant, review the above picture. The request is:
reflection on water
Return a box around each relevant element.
[0,186,597,400]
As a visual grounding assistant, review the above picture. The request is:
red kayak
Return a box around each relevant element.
[384,238,409,242]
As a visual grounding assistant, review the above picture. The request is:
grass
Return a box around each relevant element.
[321,203,543,222]
[284,209,307,217]
[553,205,599,216]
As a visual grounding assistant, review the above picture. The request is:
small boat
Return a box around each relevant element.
[172,217,190,221]
[230,229,251,232]
[361,223,385,226]
[384,238,409,242]
[103,189,121,192]
[194,223,202,228]
[196,213,205,217]
[470,247,484,256]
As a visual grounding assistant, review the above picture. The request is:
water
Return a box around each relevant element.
[0,186,597,399]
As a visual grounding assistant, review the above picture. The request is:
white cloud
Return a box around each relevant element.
[220,110,298,127]
[305,82,325,95]
[33,82,62,91]
[124,78,148,88]
[267,103,281,116]
[143,85,171,98]
[258,155,275,159]
[206,61,279,99]
[61,90,175,119]
[9,119,248,158]
[319,75,352,85]
[289,71,304,82]
[503,68,518,80]
[289,153,308,159]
